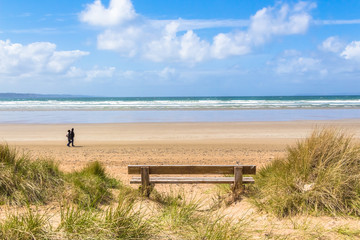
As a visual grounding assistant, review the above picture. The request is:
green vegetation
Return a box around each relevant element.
[65,161,119,208]
[336,225,360,238]
[151,189,248,240]
[251,128,360,217]
[0,207,52,240]
[0,144,63,205]
[58,189,153,239]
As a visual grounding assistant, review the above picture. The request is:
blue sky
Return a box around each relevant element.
[0,0,360,97]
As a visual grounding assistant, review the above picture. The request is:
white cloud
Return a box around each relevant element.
[66,66,115,81]
[274,55,322,74]
[79,0,136,26]
[210,32,251,59]
[341,41,360,61]
[314,19,360,25]
[143,21,180,62]
[179,30,210,62]
[47,50,89,73]
[0,40,89,76]
[210,2,314,58]
[150,19,250,31]
[320,36,344,53]
[97,27,142,56]
[158,67,176,79]
[80,0,315,63]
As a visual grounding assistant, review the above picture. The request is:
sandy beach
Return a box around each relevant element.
[2,120,360,238]
[2,120,360,182]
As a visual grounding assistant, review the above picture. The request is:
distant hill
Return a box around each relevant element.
[0,93,90,99]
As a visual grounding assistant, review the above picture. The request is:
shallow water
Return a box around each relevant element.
[1,109,360,124]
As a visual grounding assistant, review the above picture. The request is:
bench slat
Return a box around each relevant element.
[128,165,256,175]
[130,176,255,184]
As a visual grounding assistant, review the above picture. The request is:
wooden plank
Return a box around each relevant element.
[130,176,255,184]
[234,166,243,191]
[128,165,256,175]
[140,167,150,196]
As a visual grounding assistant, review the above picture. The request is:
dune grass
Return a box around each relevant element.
[0,207,52,240]
[151,189,248,239]
[58,187,153,239]
[0,144,119,208]
[0,144,63,205]
[65,161,119,208]
[251,128,360,217]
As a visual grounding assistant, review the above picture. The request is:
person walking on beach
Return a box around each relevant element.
[66,130,71,147]
[70,128,75,147]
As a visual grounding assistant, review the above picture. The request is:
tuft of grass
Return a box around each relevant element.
[251,128,360,217]
[0,207,51,240]
[153,189,249,239]
[58,187,153,239]
[103,188,153,239]
[336,225,360,238]
[0,144,63,205]
[153,189,202,232]
[191,216,248,240]
[65,161,119,208]
[58,205,100,237]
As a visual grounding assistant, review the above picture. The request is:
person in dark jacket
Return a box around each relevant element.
[66,130,71,147]
[70,128,75,147]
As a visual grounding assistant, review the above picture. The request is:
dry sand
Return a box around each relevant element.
[1,120,360,182]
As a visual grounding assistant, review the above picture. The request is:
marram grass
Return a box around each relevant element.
[0,144,119,208]
[65,161,119,208]
[251,128,360,217]
[0,144,63,205]
[0,207,52,240]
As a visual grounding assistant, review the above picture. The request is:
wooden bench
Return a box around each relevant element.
[128,165,256,196]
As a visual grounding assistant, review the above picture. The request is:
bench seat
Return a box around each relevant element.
[130,176,255,184]
[128,165,256,196]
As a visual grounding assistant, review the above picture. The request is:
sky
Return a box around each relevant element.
[0,0,360,97]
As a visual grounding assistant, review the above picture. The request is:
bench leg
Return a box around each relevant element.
[234,166,243,192]
[141,167,151,197]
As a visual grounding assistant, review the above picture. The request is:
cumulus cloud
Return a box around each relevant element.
[97,27,142,56]
[210,32,251,59]
[0,40,89,76]
[79,0,136,26]
[80,0,315,62]
[249,2,315,45]
[320,36,345,53]
[341,41,360,61]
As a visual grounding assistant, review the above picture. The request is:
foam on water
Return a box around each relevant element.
[1,96,360,111]
[1,96,360,123]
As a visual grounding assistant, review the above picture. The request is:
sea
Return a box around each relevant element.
[1,95,360,124]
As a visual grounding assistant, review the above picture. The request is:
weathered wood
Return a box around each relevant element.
[140,167,150,196]
[130,176,255,184]
[234,166,243,191]
[128,165,256,175]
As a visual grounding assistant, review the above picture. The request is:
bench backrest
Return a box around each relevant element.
[128,165,256,175]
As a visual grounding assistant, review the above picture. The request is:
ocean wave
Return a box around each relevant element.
[1,97,360,110]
